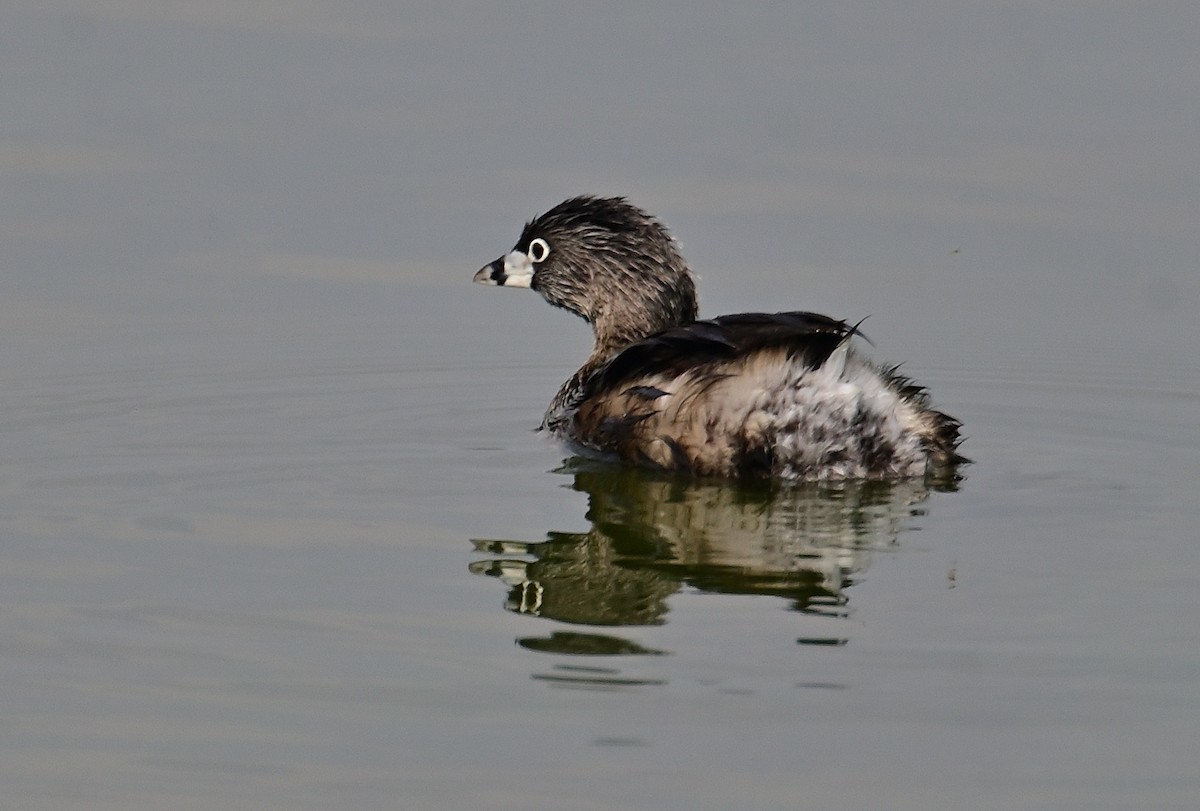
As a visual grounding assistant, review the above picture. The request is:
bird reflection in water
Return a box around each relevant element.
[471,462,956,671]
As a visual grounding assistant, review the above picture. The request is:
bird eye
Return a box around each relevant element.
[528,238,551,263]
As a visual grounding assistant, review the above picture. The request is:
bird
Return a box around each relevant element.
[473,195,965,480]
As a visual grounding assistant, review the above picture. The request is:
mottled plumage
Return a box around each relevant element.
[474,195,966,480]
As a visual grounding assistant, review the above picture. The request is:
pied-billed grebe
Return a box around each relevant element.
[474,195,965,480]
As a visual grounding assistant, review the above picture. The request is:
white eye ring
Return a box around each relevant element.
[528,237,551,263]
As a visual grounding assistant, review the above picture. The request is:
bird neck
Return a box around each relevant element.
[587,290,695,359]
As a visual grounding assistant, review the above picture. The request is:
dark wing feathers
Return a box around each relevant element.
[624,384,671,400]
[590,311,861,394]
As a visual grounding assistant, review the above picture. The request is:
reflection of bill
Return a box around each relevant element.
[470,462,951,633]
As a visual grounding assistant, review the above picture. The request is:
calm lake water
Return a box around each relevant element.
[4,4,1199,810]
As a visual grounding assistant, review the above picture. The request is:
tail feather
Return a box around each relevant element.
[924,409,969,466]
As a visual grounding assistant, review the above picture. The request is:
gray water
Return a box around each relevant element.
[4,4,1199,810]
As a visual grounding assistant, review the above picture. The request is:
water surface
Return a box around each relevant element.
[3,4,1200,810]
